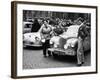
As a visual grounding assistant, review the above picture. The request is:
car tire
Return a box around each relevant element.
[52,52,58,58]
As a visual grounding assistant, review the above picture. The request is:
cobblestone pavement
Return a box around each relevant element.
[23,47,90,69]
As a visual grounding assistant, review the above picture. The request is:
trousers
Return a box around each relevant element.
[77,37,84,65]
[42,39,51,56]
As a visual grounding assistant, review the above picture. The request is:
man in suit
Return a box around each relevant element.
[77,23,90,66]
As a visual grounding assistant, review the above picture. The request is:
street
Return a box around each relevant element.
[23,47,91,69]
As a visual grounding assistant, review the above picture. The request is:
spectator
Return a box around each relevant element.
[77,23,90,66]
[31,19,41,32]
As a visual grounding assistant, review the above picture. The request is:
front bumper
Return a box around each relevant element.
[23,41,42,47]
[48,48,76,56]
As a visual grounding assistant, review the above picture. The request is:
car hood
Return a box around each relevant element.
[60,25,80,39]
[24,32,41,42]
[24,32,40,37]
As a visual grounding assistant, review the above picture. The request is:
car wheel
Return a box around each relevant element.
[52,52,58,58]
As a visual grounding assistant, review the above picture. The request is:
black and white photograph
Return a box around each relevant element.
[23,10,91,69]
[11,1,97,78]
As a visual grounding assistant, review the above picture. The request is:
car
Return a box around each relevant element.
[48,24,90,57]
[23,21,33,33]
[23,32,42,47]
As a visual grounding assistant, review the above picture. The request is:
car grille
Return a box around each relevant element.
[53,48,76,56]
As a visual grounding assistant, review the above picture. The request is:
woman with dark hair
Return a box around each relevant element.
[31,19,41,32]
[39,20,52,57]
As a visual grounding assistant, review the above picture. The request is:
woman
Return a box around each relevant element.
[31,19,41,32]
[40,20,52,57]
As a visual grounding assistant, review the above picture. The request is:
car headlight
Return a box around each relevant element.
[41,39,45,43]
[64,45,68,49]
[54,44,57,48]
[35,37,39,41]
[71,43,74,47]
[50,41,53,44]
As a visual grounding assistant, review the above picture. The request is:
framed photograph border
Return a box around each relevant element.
[11,1,98,79]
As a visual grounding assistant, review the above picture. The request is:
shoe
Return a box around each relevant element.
[44,55,47,58]
[82,62,84,64]
[77,63,82,66]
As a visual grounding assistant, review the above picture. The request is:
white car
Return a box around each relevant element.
[49,24,90,56]
[23,32,42,47]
